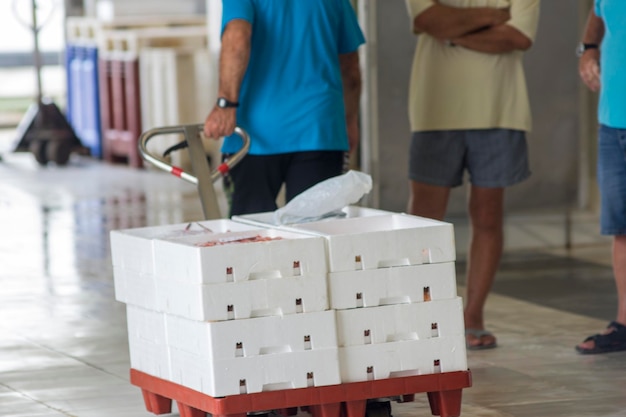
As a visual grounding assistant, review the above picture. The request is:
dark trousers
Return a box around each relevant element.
[226,150,344,217]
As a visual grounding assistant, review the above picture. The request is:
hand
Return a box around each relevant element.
[579,49,601,92]
[203,106,237,139]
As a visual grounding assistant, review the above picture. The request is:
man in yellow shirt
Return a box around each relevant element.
[405,0,540,350]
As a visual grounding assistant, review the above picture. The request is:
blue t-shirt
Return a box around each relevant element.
[221,0,365,155]
[595,0,626,129]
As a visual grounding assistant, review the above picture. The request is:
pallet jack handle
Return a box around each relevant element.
[138,124,250,220]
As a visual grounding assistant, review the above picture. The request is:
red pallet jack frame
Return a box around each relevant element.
[131,369,472,417]
[136,125,472,417]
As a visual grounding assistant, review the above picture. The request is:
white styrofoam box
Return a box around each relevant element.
[338,335,467,383]
[152,228,328,284]
[165,310,338,359]
[335,298,464,347]
[128,334,171,380]
[96,0,201,20]
[169,347,341,397]
[98,26,208,61]
[67,16,207,45]
[112,266,127,303]
[284,213,455,272]
[110,219,257,275]
[232,205,392,228]
[126,304,168,344]
[126,305,171,379]
[156,272,328,321]
[139,46,218,173]
[113,267,158,308]
[329,262,457,310]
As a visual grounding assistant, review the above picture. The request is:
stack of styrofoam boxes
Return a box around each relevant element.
[111,221,247,379]
[288,213,467,382]
[111,219,342,397]
[98,26,207,167]
[235,208,468,383]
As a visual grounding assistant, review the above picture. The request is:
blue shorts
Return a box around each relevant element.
[598,125,626,235]
[408,129,531,188]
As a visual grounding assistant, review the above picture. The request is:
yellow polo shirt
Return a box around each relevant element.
[405,0,540,132]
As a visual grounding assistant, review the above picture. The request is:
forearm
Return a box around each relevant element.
[579,10,604,92]
[340,51,362,123]
[203,19,251,139]
[581,10,604,45]
[218,19,252,102]
[414,4,510,40]
[451,24,532,54]
[339,51,361,153]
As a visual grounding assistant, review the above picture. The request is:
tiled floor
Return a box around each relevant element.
[1,147,625,417]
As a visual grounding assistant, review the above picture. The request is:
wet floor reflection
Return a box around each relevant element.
[0,156,206,342]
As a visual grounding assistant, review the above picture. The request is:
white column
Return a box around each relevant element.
[357,0,380,208]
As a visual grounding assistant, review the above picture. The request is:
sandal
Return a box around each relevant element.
[465,328,497,350]
[576,321,626,354]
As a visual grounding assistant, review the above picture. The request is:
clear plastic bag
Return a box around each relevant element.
[273,170,373,225]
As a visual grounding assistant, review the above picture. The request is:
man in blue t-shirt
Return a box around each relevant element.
[204,0,365,216]
[576,0,626,354]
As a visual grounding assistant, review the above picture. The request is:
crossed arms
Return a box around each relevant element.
[413,2,532,53]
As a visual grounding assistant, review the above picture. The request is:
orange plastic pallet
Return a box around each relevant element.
[130,369,472,417]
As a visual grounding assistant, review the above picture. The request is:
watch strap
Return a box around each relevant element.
[217,97,239,108]
[577,42,599,57]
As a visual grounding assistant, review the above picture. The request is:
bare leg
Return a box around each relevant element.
[614,235,626,325]
[407,181,450,220]
[465,185,504,348]
[577,234,626,351]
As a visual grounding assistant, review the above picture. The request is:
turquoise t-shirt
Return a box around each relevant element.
[595,0,626,129]
[221,0,365,155]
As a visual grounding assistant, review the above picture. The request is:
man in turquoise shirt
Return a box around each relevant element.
[577,0,626,354]
[204,0,365,216]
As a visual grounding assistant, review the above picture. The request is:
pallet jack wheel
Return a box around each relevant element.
[47,140,72,166]
[29,140,49,166]
[365,400,392,417]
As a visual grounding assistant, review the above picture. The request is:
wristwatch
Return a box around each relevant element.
[576,42,599,57]
[217,97,239,108]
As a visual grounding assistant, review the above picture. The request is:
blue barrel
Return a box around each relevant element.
[65,44,77,125]
[79,46,102,158]
[65,43,103,158]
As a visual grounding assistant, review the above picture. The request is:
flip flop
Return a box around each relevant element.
[465,328,497,350]
[576,321,626,354]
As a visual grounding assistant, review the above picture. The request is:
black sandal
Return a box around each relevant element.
[576,321,626,354]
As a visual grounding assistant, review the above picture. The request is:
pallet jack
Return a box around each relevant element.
[11,0,88,166]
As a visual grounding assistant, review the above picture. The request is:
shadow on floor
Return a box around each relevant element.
[456,252,617,322]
